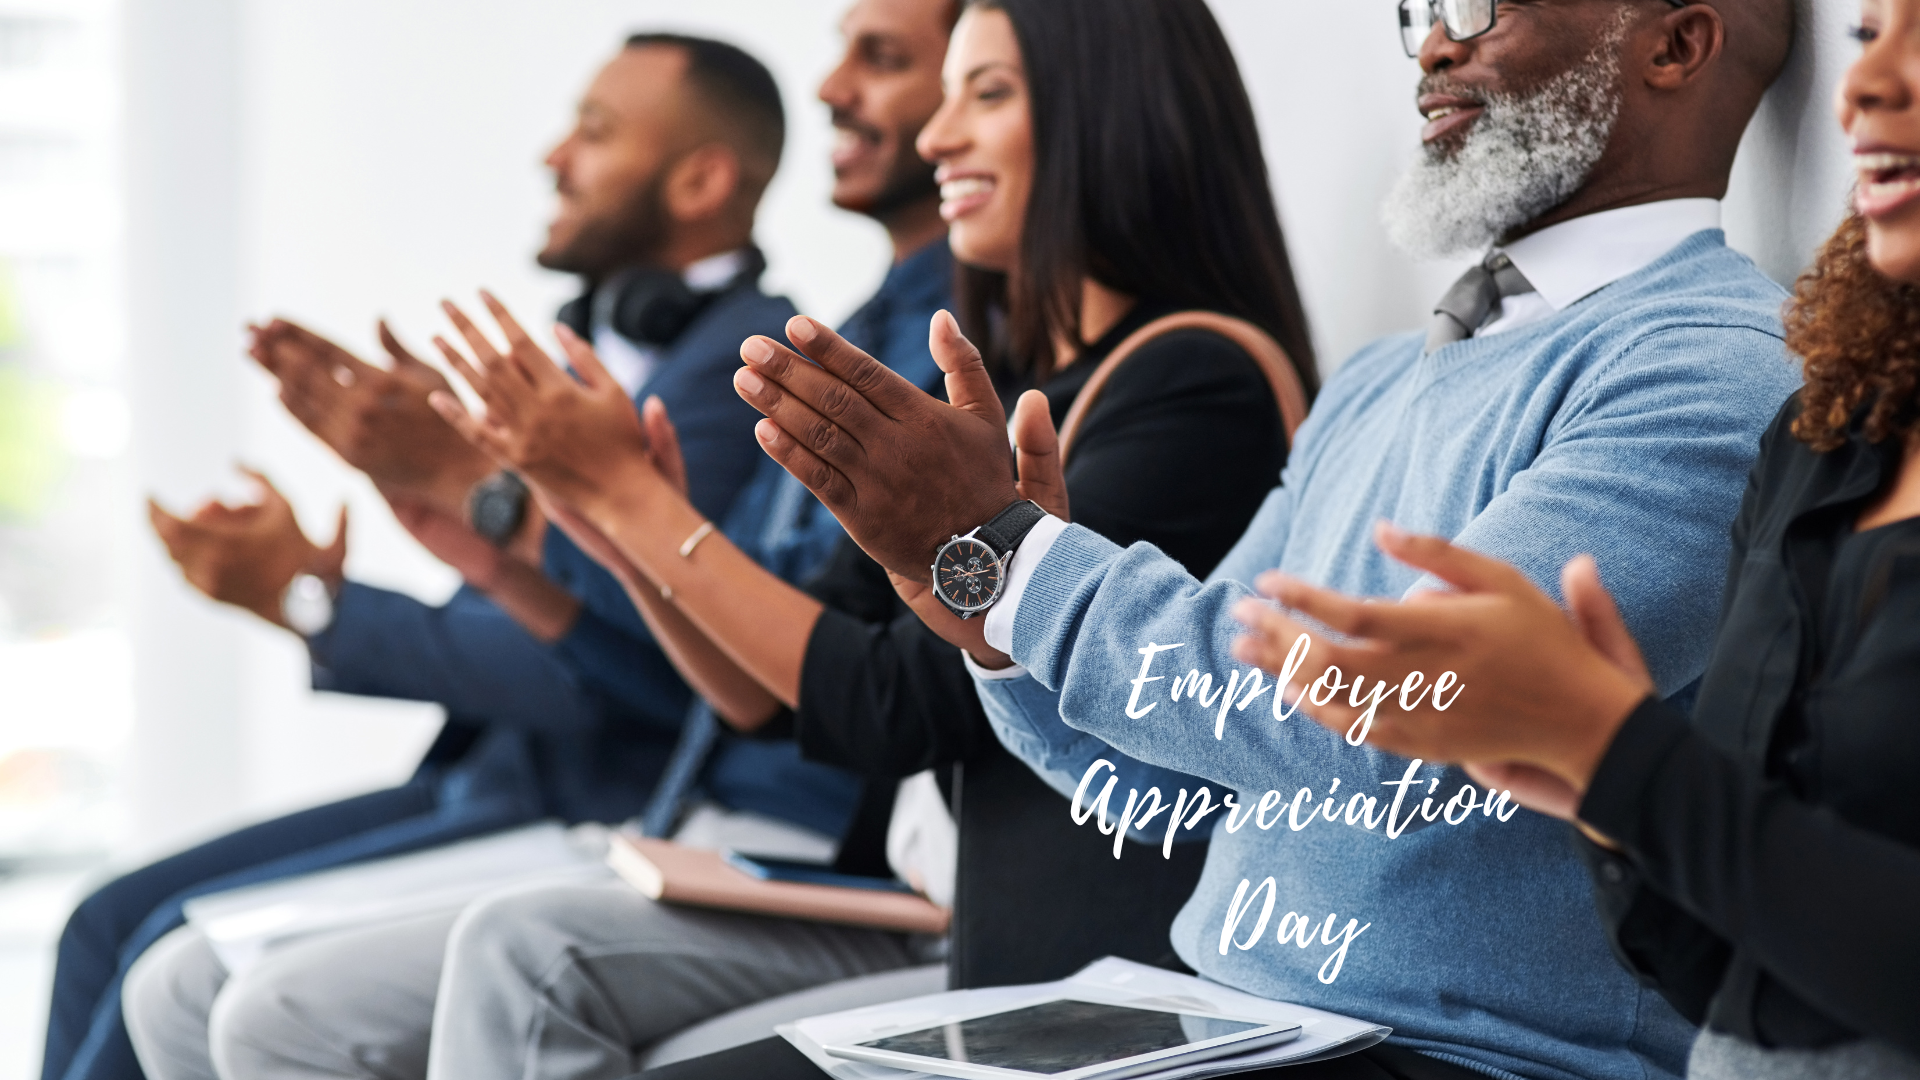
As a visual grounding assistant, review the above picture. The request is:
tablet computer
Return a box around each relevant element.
[822,997,1301,1080]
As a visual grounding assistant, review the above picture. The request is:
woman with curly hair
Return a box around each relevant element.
[1225,2,1920,1076]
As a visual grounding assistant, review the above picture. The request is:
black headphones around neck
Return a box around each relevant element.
[556,247,766,347]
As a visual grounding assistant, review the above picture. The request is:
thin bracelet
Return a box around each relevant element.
[659,520,718,602]
[678,520,718,558]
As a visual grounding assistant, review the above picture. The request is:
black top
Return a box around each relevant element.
[1578,394,1920,1054]
[782,300,1286,987]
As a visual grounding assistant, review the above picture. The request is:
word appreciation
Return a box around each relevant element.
[1071,757,1520,859]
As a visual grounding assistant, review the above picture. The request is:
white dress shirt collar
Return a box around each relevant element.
[681,248,750,293]
[1478,198,1722,338]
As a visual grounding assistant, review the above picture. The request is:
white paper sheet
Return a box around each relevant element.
[182,821,609,975]
[780,956,1389,1079]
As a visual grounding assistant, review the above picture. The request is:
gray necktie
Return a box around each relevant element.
[1425,251,1535,353]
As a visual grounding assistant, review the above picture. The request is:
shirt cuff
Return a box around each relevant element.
[963,649,1029,682]
[983,514,1068,655]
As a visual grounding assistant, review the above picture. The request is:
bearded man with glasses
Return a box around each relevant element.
[703,1,1808,1078]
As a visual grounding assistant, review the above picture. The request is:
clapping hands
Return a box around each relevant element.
[248,318,490,513]
[1228,523,1654,823]
[423,292,661,514]
[149,468,346,628]
[733,310,1024,580]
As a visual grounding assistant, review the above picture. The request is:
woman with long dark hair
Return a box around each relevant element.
[944,0,1317,391]
[417,0,1315,1074]
[1229,3,1920,1073]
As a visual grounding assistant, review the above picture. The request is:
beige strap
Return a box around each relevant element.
[1054,312,1309,464]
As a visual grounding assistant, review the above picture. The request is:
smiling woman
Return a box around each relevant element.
[924,0,1319,390]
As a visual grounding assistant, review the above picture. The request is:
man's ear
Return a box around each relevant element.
[1645,4,1724,91]
[663,144,743,224]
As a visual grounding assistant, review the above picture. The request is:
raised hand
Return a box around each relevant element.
[734,309,1020,579]
[149,468,346,628]
[1226,522,1651,807]
[248,318,492,512]
[425,293,657,512]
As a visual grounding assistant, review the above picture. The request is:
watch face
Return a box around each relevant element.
[282,574,335,638]
[934,537,1004,615]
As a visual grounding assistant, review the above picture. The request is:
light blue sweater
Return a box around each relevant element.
[975,231,1802,1080]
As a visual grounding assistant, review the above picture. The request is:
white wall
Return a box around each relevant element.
[121,0,1864,858]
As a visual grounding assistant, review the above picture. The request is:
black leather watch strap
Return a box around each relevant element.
[974,500,1047,560]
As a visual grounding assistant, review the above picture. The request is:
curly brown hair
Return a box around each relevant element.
[1784,213,1920,450]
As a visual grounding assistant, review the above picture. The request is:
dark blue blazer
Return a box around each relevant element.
[309,278,797,826]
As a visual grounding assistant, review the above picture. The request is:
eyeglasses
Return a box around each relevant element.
[1398,0,1689,58]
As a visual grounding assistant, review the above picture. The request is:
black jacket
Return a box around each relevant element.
[1578,394,1920,1054]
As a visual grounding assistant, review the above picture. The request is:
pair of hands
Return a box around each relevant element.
[1231,522,1653,826]
[728,310,1068,665]
[149,470,346,629]
[248,318,494,514]
[249,316,534,583]
[417,292,698,590]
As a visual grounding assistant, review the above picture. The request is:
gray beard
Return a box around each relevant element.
[1381,37,1627,260]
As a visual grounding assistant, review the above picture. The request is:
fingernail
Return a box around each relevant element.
[1231,638,1255,662]
[742,338,774,364]
[735,368,766,395]
[755,419,780,445]
[788,317,817,344]
[1231,598,1259,624]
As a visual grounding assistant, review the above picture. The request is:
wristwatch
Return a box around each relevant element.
[281,573,337,637]
[468,471,530,548]
[930,500,1047,620]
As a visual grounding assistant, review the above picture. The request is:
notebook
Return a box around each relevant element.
[607,834,951,935]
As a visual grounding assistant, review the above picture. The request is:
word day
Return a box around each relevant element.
[1218,877,1370,985]
[1071,756,1521,859]
[1125,635,1462,746]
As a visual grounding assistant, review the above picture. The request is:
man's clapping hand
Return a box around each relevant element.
[424,292,658,513]
[149,468,346,629]
[880,387,1067,669]
[733,309,1021,581]
[249,318,493,513]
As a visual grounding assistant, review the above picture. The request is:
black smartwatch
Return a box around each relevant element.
[931,500,1048,620]
[468,471,530,548]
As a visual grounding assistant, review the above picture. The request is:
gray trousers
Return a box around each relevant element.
[122,880,914,1080]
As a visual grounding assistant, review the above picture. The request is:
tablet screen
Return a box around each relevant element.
[857,999,1265,1075]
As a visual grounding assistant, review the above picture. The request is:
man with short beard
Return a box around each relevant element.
[693,2,1807,1078]
[49,34,820,1080]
